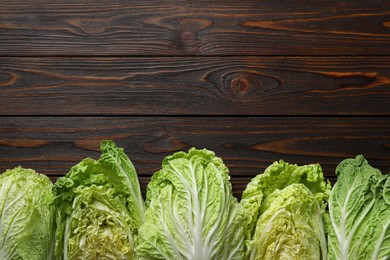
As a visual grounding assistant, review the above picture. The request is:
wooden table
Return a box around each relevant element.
[0,0,389,198]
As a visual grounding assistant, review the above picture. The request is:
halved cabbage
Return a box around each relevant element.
[53,140,145,260]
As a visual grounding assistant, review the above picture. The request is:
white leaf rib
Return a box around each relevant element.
[371,218,390,260]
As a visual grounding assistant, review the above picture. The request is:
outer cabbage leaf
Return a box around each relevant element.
[135,148,246,260]
[99,140,145,229]
[0,167,54,260]
[326,155,390,260]
[241,160,330,260]
[53,140,144,260]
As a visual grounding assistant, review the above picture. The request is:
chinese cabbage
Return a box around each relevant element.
[53,140,145,260]
[241,160,330,260]
[326,155,390,260]
[0,167,54,260]
[135,148,246,260]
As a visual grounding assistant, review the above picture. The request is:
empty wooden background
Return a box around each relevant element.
[1,0,389,198]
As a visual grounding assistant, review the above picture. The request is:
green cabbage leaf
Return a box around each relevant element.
[53,140,145,260]
[0,167,54,260]
[241,160,331,260]
[135,148,246,260]
[326,155,390,260]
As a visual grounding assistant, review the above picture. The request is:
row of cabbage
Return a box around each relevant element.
[0,140,389,260]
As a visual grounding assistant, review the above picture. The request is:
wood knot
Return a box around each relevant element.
[143,132,189,154]
[180,31,198,48]
[175,18,212,52]
[230,77,250,97]
[221,71,281,100]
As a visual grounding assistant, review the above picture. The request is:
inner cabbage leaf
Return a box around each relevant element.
[241,160,330,260]
[251,184,327,260]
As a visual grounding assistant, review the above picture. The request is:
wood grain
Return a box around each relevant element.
[1,57,389,115]
[0,0,389,56]
[1,0,389,200]
[1,116,388,197]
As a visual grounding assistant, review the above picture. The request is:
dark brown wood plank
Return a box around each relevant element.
[1,56,389,115]
[0,117,388,197]
[0,1,389,56]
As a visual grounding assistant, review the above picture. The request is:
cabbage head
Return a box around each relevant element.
[0,166,54,260]
[135,148,246,260]
[53,140,145,260]
[326,155,390,260]
[241,160,331,260]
